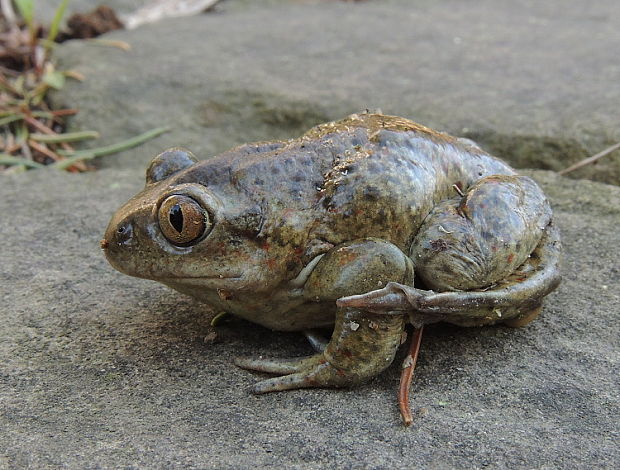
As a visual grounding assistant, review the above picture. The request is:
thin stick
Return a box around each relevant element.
[28,140,61,161]
[398,325,424,426]
[31,109,79,119]
[48,108,79,117]
[86,39,132,51]
[29,140,87,171]
[559,142,620,175]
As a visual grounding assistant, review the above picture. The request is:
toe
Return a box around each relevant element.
[251,372,319,394]
[249,360,353,393]
[234,355,315,374]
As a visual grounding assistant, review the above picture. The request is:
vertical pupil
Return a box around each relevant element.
[169,204,184,233]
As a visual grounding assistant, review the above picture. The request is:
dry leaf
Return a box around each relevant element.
[123,0,222,30]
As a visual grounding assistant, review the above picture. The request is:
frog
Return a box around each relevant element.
[102,113,561,425]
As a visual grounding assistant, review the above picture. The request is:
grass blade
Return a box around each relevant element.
[0,153,45,168]
[47,0,69,44]
[54,127,170,169]
[0,114,24,127]
[50,153,95,170]
[13,0,34,29]
[30,130,100,143]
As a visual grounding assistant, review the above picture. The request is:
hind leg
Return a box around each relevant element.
[236,307,406,392]
[338,177,561,327]
[411,175,552,293]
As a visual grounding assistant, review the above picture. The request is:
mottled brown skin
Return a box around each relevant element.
[102,113,561,402]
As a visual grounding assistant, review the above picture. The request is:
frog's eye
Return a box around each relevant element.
[158,195,210,246]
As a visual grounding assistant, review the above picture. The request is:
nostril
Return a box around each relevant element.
[115,222,134,244]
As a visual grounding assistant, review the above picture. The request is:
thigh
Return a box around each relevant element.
[410,175,552,292]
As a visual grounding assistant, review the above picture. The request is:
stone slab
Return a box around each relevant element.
[1,167,618,469]
[49,0,620,183]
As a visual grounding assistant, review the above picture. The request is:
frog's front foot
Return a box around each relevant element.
[235,307,405,393]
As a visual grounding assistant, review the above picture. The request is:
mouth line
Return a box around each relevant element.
[163,275,243,281]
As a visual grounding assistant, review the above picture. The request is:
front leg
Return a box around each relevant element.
[235,238,413,390]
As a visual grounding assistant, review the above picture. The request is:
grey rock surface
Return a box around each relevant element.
[50,0,620,183]
[2,1,620,469]
[1,165,619,469]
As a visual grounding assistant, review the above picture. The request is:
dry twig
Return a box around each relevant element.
[559,142,620,175]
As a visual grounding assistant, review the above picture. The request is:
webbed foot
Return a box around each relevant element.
[234,353,354,393]
[235,308,405,394]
